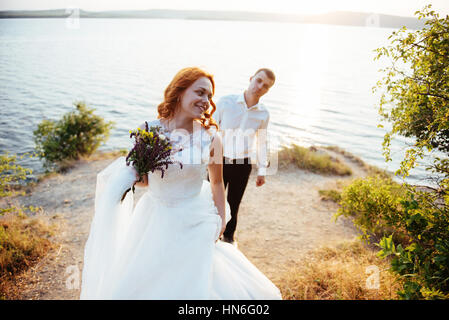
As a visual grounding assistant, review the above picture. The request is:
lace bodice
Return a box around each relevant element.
[144,119,216,203]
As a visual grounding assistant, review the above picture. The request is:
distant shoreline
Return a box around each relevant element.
[0,9,426,30]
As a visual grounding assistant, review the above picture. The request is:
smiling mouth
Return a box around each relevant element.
[196,105,207,113]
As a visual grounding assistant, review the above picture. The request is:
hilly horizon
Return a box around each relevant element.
[0,8,426,29]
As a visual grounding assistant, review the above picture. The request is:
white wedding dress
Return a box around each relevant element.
[80,119,282,300]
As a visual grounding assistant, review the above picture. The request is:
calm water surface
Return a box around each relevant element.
[0,18,431,185]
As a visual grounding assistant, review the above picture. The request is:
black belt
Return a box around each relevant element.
[223,157,252,165]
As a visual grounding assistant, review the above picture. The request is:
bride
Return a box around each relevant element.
[80,67,282,299]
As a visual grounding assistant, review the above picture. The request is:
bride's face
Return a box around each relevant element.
[178,77,213,120]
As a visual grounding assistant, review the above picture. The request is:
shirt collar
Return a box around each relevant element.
[238,92,261,110]
[237,92,246,105]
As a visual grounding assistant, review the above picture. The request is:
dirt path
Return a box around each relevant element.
[10,148,367,299]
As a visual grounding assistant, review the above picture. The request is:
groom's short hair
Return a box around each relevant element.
[254,68,275,83]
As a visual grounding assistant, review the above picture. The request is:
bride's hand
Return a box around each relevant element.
[128,166,148,187]
[137,175,148,187]
[217,219,226,242]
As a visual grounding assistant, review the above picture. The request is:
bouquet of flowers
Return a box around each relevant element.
[121,121,182,201]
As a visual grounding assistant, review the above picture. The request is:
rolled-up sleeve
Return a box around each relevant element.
[256,114,269,176]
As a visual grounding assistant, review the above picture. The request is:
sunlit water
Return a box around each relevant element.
[0,18,434,185]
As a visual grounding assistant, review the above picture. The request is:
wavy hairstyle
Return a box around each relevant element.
[157,67,218,130]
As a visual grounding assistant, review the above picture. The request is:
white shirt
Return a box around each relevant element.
[214,92,270,176]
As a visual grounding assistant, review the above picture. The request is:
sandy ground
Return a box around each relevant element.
[6,148,368,299]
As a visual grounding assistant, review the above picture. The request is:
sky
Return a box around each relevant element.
[0,0,448,18]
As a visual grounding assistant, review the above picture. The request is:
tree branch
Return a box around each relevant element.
[417,92,449,101]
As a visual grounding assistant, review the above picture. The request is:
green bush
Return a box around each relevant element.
[0,152,32,215]
[335,175,449,299]
[33,102,114,170]
[1,152,42,216]
[370,4,449,299]
[377,190,449,299]
[374,5,449,178]
[334,175,408,243]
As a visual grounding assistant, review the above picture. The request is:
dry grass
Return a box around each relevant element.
[277,240,402,300]
[278,144,352,176]
[323,146,391,179]
[317,179,356,203]
[0,210,56,299]
[323,146,367,167]
[82,149,128,161]
[54,149,128,173]
[318,189,342,203]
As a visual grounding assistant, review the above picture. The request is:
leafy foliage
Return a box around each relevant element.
[374,5,449,179]
[376,190,449,299]
[336,174,449,299]
[0,152,32,199]
[33,102,114,170]
[334,175,408,243]
[340,5,449,299]
[0,151,34,220]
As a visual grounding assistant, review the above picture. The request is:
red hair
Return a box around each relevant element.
[157,67,218,130]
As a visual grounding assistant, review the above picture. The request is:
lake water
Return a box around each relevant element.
[0,18,432,185]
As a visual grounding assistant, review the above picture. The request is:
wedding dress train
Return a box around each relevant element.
[80,119,282,300]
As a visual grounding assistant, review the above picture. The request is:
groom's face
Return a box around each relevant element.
[248,71,274,99]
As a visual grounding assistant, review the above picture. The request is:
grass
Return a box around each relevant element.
[84,149,128,161]
[44,149,129,173]
[277,240,401,300]
[278,144,352,176]
[323,145,391,179]
[316,146,394,205]
[318,179,355,204]
[318,189,342,203]
[0,209,56,299]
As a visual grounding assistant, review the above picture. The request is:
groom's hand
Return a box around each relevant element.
[256,175,265,187]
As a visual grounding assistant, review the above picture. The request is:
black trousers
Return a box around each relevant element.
[220,157,252,240]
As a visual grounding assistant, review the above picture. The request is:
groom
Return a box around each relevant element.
[214,68,275,245]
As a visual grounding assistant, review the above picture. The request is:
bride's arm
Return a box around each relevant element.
[208,133,226,238]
